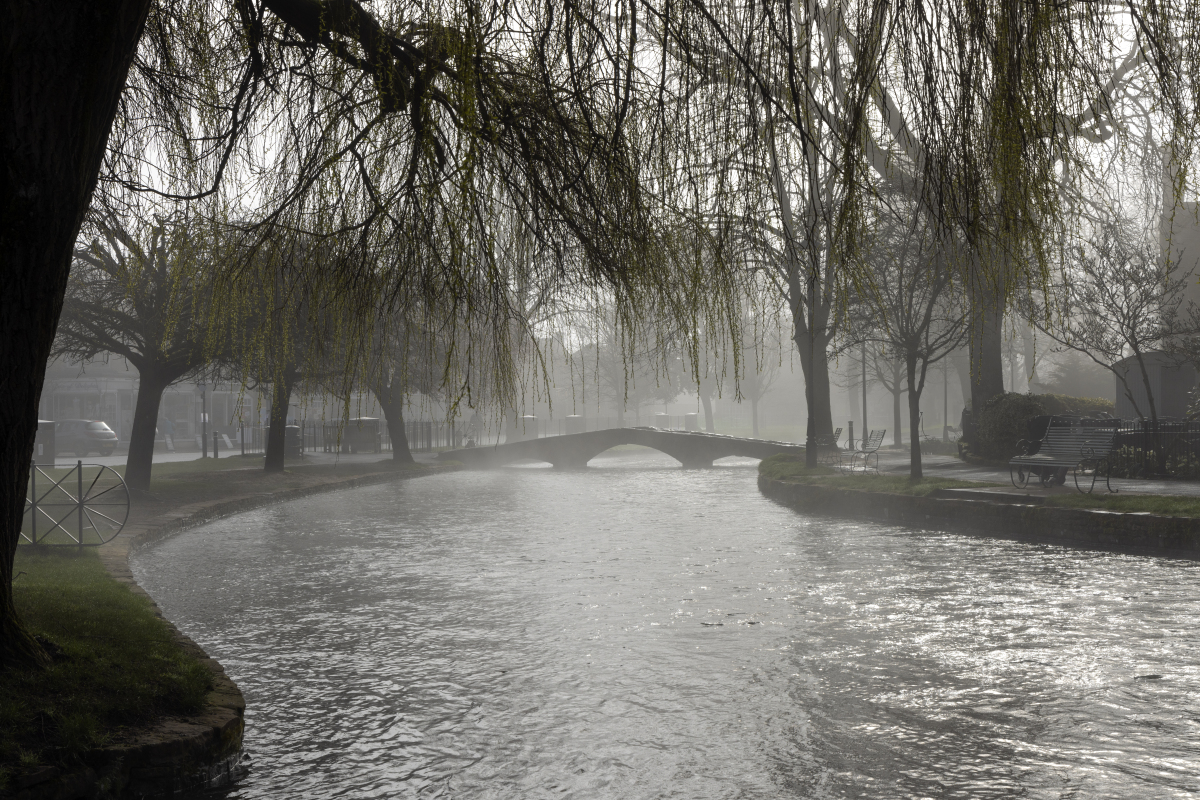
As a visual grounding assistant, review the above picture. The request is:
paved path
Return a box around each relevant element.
[875,450,1200,498]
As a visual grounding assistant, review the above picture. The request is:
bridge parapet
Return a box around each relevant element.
[436,427,805,469]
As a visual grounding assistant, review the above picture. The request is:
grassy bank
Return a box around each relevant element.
[758,454,1001,496]
[6,456,433,785]
[760,454,1200,518]
[1,548,212,782]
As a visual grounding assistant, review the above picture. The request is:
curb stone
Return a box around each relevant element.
[759,475,1200,558]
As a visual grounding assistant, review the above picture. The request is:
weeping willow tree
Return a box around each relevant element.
[635,0,1200,463]
[0,0,740,667]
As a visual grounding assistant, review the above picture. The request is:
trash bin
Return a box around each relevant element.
[284,425,302,457]
[343,418,380,453]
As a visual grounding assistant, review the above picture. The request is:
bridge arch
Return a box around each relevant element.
[437,428,805,469]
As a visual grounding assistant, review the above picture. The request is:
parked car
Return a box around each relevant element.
[55,419,118,457]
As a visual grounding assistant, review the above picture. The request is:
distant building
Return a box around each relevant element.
[1113,352,1196,420]
[1118,149,1200,421]
[39,357,259,447]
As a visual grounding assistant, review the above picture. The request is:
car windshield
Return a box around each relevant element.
[86,422,111,431]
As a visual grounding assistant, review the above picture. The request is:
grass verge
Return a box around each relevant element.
[1,548,212,783]
[1040,493,1200,517]
[758,454,1001,496]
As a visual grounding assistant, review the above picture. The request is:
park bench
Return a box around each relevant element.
[845,429,886,473]
[1009,422,1118,494]
[813,427,843,465]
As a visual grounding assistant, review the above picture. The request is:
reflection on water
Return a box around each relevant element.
[132,451,1200,798]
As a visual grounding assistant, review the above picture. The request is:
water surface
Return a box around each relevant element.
[132,451,1200,798]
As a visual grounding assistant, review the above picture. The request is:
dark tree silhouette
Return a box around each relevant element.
[54,215,220,492]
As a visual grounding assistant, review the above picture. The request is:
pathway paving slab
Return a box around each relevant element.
[872,451,1200,497]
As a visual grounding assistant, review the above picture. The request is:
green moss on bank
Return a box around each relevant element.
[1,549,212,782]
[758,454,1000,496]
[1041,493,1200,517]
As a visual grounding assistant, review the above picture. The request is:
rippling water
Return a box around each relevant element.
[131,451,1200,798]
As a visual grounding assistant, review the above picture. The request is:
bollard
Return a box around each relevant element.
[847,421,855,451]
[213,430,220,458]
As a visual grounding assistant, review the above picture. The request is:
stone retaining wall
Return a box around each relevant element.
[10,465,458,800]
[758,476,1200,558]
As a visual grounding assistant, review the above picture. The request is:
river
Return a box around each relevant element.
[131,451,1200,798]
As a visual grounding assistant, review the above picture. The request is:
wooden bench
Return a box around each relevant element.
[812,427,843,465]
[1009,423,1118,493]
[846,429,886,472]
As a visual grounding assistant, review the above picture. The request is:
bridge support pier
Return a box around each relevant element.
[550,455,593,469]
[678,457,714,469]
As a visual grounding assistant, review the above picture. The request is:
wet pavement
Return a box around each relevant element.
[876,451,1200,498]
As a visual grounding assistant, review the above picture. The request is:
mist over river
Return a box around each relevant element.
[131,451,1200,798]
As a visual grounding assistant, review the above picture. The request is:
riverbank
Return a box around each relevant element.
[759,455,1200,557]
[4,457,458,799]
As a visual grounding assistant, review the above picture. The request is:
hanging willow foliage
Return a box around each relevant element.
[94,0,751,415]
[90,0,1200,413]
[629,0,1200,418]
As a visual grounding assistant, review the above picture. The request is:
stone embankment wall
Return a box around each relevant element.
[10,466,457,800]
[758,477,1200,558]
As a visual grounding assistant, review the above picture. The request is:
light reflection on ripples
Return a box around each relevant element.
[131,451,1200,798]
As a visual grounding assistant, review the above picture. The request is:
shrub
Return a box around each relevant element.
[970,392,1116,461]
[1036,393,1116,418]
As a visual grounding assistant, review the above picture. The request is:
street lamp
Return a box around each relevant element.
[198,382,208,458]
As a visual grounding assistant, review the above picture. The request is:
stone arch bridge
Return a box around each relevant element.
[436,427,806,469]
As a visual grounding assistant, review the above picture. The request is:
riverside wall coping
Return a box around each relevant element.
[758,475,1200,559]
[9,463,459,800]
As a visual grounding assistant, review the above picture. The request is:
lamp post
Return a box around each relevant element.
[198,382,208,458]
[861,342,868,440]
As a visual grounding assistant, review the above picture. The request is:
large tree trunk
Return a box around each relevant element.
[892,361,904,446]
[373,383,415,464]
[795,329,834,437]
[950,350,973,411]
[970,305,1007,414]
[700,394,716,432]
[0,0,152,668]
[125,369,171,493]
[907,355,924,480]
[264,374,296,473]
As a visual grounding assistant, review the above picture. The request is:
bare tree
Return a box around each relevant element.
[1034,217,1200,429]
[361,312,457,465]
[55,214,222,492]
[869,350,905,448]
[861,204,969,479]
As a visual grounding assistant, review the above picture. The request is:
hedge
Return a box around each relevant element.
[970,392,1115,461]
